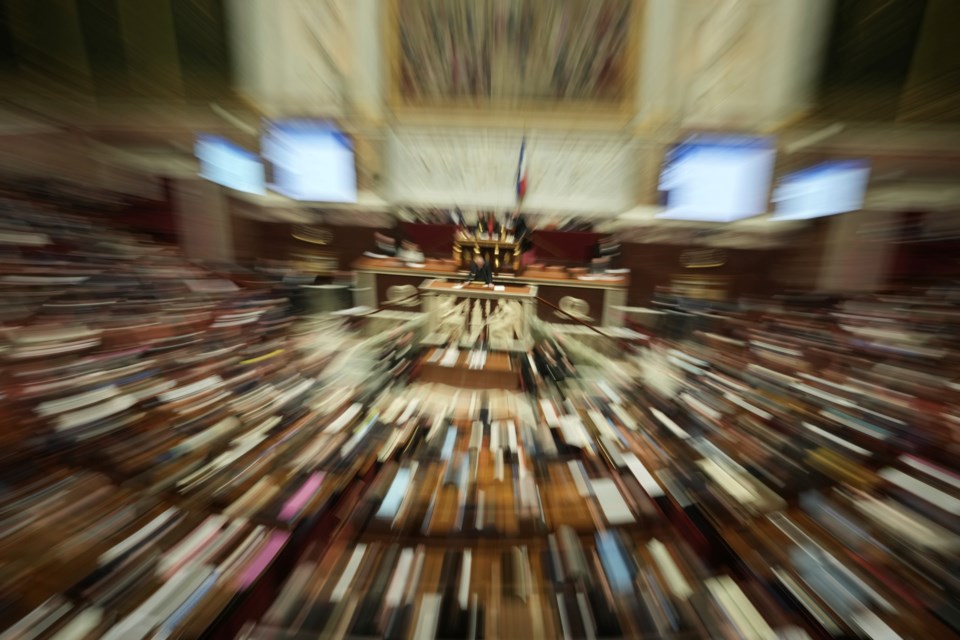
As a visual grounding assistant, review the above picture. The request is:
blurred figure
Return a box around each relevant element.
[374,232,397,257]
[506,211,528,239]
[467,253,493,285]
[396,240,425,264]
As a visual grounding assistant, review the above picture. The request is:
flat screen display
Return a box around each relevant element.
[262,120,357,203]
[195,135,266,195]
[772,160,870,220]
[657,135,776,222]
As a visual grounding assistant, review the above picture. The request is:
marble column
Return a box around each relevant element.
[762,0,833,127]
[636,0,681,126]
[226,0,350,117]
[171,179,234,263]
[637,0,833,130]
[817,210,896,293]
[349,0,385,124]
[116,0,184,99]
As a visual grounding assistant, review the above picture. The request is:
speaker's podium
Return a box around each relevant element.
[418,279,538,390]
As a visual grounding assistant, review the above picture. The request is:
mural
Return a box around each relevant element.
[394,0,635,106]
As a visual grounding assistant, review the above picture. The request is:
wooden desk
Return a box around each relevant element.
[418,348,519,390]
[421,279,536,299]
[352,257,628,327]
[419,279,537,348]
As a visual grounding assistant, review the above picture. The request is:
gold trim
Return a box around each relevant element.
[680,248,727,269]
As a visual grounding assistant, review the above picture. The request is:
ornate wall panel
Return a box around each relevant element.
[390,0,638,110]
[386,128,637,213]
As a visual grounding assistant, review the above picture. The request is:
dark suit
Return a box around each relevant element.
[468,261,493,285]
[511,214,528,239]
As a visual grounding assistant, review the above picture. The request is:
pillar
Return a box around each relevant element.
[171,178,234,263]
[817,210,896,293]
[116,0,184,99]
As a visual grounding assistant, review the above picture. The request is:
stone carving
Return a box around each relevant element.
[469,300,484,344]
[487,300,524,344]
[386,284,419,307]
[438,297,469,342]
[557,296,592,322]
[387,128,636,212]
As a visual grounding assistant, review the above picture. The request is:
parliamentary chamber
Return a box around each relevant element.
[1,0,960,638]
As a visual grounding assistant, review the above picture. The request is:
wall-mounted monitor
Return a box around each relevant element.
[772,160,870,220]
[262,120,357,203]
[195,135,266,195]
[657,135,776,222]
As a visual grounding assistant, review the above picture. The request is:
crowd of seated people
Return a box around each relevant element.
[240,285,960,639]
[1,191,958,639]
[613,288,960,637]
[0,199,420,637]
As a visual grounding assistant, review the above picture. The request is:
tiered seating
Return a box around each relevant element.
[0,203,408,638]
[3,196,959,639]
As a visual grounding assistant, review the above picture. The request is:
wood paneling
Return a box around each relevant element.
[619,243,781,305]
[229,221,391,272]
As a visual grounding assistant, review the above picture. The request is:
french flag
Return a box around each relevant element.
[515,137,528,203]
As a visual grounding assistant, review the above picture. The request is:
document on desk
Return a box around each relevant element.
[440,346,460,367]
[494,285,506,292]
[453,284,465,290]
[591,478,635,524]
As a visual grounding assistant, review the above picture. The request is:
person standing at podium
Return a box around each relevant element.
[468,253,493,286]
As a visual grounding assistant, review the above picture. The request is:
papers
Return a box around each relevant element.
[648,540,693,600]
[331,545,367,602]
[650,407,690,440]
[899,455,960,491]
[802,422,870,456]
[559,415,591,449]
[376,467,414,521]
[494,285,506,292]
[440,346,460,367]
[326,403,363,434]
[363,251,388,258]
[592,480,635,525]
[539,399,560,427]
[577,274,622,281]
[879,467,960,515]
[623,453,665,498]
[331,306,372,316]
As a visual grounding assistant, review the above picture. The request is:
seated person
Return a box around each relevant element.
[596,235,620,267]
[590,256,610,274]
[467,254,493,286]
[396,240,425,264]
[450,208,467,228]
[507,212,528,239]
[519,239,537,270]
[374,232,397,257]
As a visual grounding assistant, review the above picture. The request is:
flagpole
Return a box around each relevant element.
[515,130,528,216]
